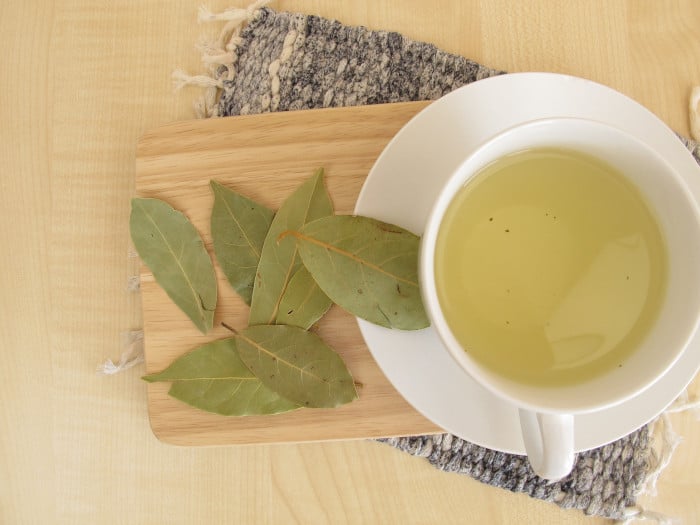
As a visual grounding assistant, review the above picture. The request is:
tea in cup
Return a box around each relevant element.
[420,118,700,479]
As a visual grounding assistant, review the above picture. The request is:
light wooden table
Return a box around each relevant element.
[2,1,699,523]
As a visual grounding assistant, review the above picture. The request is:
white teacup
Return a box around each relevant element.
[420,118,700,480]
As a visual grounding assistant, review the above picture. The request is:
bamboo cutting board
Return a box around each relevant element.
[136,101,445,445]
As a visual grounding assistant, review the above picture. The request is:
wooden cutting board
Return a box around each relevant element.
[136,101,445,445]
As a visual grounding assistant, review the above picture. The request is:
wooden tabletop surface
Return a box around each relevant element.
[2,1,699,523]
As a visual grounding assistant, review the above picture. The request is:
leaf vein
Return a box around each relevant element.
[294,231,418,287]
[138,202,207,321]
[218,189,263,259]
[238,333,330,384]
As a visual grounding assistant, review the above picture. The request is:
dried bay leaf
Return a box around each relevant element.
[287,215,430,330]
[143,338,298,416]
[130,198,217,333]
[210,180,274,305]
[235,325,358,408]
[248,168,333,326]
[276,266,332,329]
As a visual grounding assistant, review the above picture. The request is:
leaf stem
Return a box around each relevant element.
[221,322,239,335]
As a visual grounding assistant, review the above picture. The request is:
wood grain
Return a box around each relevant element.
[2,0,699,523]
[137,102,442,445]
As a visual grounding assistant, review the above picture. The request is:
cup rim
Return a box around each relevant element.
[420,116,700,415]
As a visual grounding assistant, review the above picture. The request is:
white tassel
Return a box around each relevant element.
[643,413,683,497]
[195,37,226,58]
[126,275,140,292]
[244,0,273,16]
[199,5,248,24]
[193,97,208,119]
[97,331,144,375]
[177,1,273,116]
[202,51,234,65]
[199,0,271,23]
[620,505,679,524]
[197,5,221,22]
[172,69,224,90]
[665,389,700,419]
[213,0,271,49]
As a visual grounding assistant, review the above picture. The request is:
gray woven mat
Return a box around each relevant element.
[193,6,700,520]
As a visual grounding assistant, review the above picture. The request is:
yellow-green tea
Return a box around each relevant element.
[435,148,668,386]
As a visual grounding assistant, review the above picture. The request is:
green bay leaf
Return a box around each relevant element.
[210,180,274,305]
[290,215,430,330]
[130,197,217,333]
[235,325,358,408]
[276,266,332,329]
[248,168,333,326]
[143,338,298,416]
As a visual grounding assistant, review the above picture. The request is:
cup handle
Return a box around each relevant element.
[518,409,575,481]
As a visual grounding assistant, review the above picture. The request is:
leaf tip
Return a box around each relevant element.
[142,374,158,383]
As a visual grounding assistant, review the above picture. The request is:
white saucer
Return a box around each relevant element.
[354,72,700,454]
